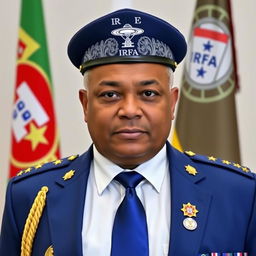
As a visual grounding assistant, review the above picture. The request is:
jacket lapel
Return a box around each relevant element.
[167,145,212,256]
[46,147,93,256]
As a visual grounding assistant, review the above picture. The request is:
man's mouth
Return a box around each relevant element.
[113,128,147,139]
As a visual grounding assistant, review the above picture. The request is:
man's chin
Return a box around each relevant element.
[107,143,155,168]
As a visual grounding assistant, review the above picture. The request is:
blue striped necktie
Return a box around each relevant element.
[111,171,149,256]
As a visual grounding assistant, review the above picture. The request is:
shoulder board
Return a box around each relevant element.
[13,155,79,182]
[184,151,253,178]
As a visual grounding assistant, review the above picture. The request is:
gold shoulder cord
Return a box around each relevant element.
[21,186,49,256]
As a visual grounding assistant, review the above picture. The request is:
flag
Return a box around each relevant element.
[173,0,240,163]
[9,0,61,177]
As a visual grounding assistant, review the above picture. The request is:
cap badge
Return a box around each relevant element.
[185,165,198,176]
[181,202,199,217]
[111,24,144,48]
[183,217,197,231]
[63,170,75,181]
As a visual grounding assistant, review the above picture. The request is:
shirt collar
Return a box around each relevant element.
[135,145,167,193]
[93,144,168,195]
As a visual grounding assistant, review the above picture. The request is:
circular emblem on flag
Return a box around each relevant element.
[10,61,59,175]
[182,5,235,103]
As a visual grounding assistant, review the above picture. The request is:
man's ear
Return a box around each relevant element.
[79,89,88,122]
[170,87,179,120]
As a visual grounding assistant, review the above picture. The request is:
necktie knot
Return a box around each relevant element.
[114,171,144,189]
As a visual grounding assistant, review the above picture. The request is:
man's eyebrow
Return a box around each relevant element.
[98,79,159,87]
[99,81,121,87]
[139,79,159,86]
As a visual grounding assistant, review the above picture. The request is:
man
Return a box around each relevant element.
[0,8,256,256]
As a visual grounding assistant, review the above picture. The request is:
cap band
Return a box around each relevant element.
[80,55,177,74]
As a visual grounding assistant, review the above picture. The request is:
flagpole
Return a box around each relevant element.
[227,0,240,91]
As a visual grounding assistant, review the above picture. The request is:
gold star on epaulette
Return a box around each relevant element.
[53,159,62,165]
[17,170,24,176]
[242,167,249,173]
[222,160,231,165]
[24,167,32,173]
[233,163,241,168]
[185,151,196,157]
[68,155,78,161]
[208,156,217,161]
[35,164,43,169]
[185,165,198,176]
[63,170,75,181]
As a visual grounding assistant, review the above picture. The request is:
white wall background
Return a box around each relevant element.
[0,0,255,222]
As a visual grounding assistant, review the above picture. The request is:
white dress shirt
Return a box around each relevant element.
[82,145,171,256]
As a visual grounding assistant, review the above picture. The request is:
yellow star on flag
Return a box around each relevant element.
[24,123,48,151]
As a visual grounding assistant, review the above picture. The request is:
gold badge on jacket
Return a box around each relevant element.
[181,202,199,231]
[181,202,199,217]
[45,245,54,256]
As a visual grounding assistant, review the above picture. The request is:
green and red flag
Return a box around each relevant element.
[9,0,60,177]
[172,0,240,162]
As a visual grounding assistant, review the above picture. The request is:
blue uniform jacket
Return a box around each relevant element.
[1,143,256,256]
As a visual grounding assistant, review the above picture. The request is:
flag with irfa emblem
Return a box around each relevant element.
[9,0,61,177]
[173,0,240,162]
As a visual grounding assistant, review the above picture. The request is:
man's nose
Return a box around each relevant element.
[117,95,143,119]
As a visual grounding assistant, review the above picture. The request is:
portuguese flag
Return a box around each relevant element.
[172,0,240,163]
[9,0,60,177]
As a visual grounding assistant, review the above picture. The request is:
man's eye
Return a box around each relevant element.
[142,90,157,97]
[101,91,119,98]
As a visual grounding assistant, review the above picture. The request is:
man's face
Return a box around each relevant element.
[79,63,178,169]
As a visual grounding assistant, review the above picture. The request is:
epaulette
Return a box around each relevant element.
[13,154,79,182]
[184,150,253,178]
